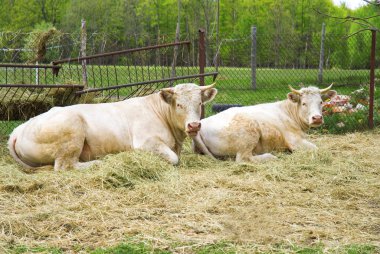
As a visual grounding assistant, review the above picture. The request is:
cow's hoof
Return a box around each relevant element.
[75,160,101,170]
[251,153,278,162]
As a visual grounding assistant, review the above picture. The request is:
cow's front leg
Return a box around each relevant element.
[74,160,101,170]
[251,153,278,161]
[156,143,179,165]
[140,138,179,165]
[287,137,317,151]
[300,139,317,150]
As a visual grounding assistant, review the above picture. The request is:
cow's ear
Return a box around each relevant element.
[322,90,337,101]
[287,92,300,103]
[160,88,175,104]
[202,88,218,104]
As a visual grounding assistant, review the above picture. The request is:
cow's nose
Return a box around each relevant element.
[312,115,323,123]
[187,122,201,131]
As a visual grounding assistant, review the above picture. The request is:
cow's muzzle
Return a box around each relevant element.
[311,115,323,126]
[186,122,201,137]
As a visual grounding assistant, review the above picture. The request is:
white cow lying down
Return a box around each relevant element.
[193,85,336,162]
[8,83,217,170]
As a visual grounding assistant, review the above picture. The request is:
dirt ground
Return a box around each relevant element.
[0,130,379,253]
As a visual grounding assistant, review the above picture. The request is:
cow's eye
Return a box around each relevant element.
[177,103,182,108]
[320,101,323,105]
[199,102,202,106]
[302,102,307,106]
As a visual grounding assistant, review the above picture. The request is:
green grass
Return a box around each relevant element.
[212,67,378,105]
[6,245,63,254]
[90,242,170,254]
[0,120,22,136]
[0,65,376,90]
[6,242,379,254]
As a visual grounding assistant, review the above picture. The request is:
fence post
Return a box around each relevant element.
[35,61,39,85]
[199,28,206,118]
[170,22,180,86]
[318,23,326,84]
[368,29,376,129]
[81,19,88,88]
[251,26,257,90]
[215,0,220,72]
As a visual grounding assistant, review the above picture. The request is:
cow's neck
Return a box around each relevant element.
[149,93,186,153]
[282,100,309,132]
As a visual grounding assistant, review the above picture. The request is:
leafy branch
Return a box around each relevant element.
[362,0,380,6]
[314,5,380,38]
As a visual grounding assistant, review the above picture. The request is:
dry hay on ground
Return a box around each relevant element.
[0,130,379,253]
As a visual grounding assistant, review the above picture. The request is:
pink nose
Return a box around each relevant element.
[187,122,201,132]
[312,115,323,123]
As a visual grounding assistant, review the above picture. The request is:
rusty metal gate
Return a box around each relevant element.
[0,32,217,136]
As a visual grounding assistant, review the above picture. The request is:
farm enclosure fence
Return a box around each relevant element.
[0,27,379,136]
[210,28,380,133]
[0,37,217,136]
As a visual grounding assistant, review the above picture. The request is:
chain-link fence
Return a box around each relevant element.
[0,31,184,64]
[206,29,380,133]
[0,36,216,136]
[0,27,379,136]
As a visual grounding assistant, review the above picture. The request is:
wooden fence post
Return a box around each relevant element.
[170,22,180,86]
[318,23,326,84]
[81,19,88,88]
[368,29,376,129]
[251,26,257,90]
[199,28,206,118]
[35,61,39,85]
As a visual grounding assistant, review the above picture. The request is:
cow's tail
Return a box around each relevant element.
[8,127,38,170]
[192,133,216,159]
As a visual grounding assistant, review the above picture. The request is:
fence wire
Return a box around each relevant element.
[0,29,379,136]
[208,31,380,133]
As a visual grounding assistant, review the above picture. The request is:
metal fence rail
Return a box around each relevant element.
[0,37,217,136]
[0,63,84,135]
[51,39,217,102]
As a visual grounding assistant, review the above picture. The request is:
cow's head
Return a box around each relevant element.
[287,84,337,128]
[160,83,217,137]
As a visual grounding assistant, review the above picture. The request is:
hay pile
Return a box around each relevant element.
[0,87,81,121]
[0,88,54,121]
[0,130,379,252]
[24,28,61,63]
[0,86,101,121]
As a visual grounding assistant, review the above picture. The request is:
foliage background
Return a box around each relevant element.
[1,0,380,68]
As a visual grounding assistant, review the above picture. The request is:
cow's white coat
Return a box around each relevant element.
[193,86,336,162]
[8,83,217,170]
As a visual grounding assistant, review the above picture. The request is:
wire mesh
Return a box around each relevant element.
[0,30,379,136]
[207,31,380,133]
[0,84,83,136]
[0,39,211,136]
[51,41,209,101]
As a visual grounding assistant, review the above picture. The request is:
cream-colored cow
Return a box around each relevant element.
[9,83,217,170]
[193,85,336,162]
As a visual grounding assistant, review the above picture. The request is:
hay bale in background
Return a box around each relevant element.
[23,27,62,63]
[0,88,54,121]
[0,86,82,121]
[0,85,121,121]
